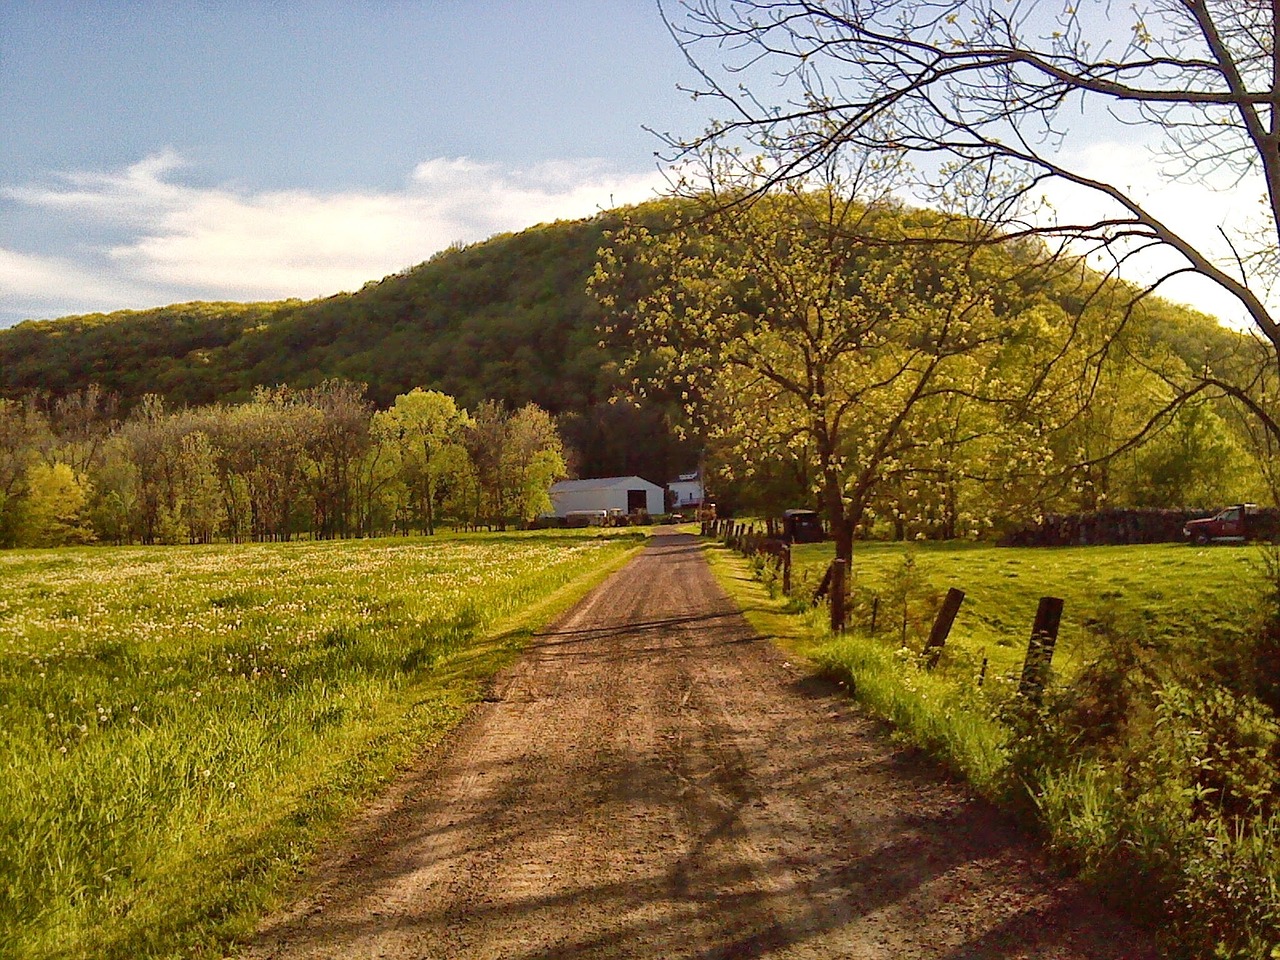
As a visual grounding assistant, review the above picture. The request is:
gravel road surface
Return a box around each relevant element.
[244,533,1156,960]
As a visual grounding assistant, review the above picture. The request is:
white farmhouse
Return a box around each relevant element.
[667,471,704,511]
[548,476,666,518]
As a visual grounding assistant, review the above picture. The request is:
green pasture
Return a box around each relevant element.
[0,530,642,960]
[786,540,1264,680]
[712,536,1280,955]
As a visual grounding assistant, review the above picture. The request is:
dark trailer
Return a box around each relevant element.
[782,509,826,544]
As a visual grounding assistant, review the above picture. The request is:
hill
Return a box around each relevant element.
[0,197,1246,488]
[0,206,695,482]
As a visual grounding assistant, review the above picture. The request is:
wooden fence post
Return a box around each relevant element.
[830,559,847,633]
[869,595,879,635]
[924,587,965,669]
[812,561,834,604]
[782,545,792,596]
[1019,596,1064,702]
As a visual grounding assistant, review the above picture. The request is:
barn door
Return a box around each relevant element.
[627,489,647,513]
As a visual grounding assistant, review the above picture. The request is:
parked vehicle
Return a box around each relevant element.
[565,509,609,528]
[782,509,826,544]
[1182,503,1279,544]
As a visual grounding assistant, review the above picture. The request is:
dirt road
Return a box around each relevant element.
[245,533,1156,959]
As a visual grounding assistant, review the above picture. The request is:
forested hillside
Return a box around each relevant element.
[0,197,1262,519]
[0,221,611,408]
[0,206,691,483]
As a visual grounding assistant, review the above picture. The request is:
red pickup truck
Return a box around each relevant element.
[1183,504,1273,544]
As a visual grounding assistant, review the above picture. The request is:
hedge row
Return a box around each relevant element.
[999,507,1226,547]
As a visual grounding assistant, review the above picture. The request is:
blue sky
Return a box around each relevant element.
[0,1,1261,329]
[0,1,714,326]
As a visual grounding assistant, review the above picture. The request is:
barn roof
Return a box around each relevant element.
[550,476,663,493]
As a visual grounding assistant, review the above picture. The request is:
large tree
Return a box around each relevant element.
[593,161,1083,559]
[665,0,1280,447]
[463,401,566,529]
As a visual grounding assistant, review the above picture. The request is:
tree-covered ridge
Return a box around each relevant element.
[0,208,696,483]
[0,215,620,412]
[0,197,1259,518]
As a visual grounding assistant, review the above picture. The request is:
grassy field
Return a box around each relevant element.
[713,536,1280,957]
[0,530,643,960]
[786,539,1264,680]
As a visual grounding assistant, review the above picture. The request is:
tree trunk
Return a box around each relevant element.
[822,465,853,563]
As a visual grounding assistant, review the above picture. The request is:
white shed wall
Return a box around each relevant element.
[550,479,665,517]
[638,486,665,515]
[551,487,626,515]
[668,480,703,508]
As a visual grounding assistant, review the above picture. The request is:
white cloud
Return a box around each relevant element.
[6,151,189,228]
[1033,141,1266,329]
[0,247,167,321]
[0,153,669,322]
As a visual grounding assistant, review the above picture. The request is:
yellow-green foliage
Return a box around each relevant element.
[0,531,640,959]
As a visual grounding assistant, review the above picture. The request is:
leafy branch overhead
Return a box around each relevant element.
[663,0,1280,449]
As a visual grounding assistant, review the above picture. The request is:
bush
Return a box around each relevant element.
[1023,668,1280,957]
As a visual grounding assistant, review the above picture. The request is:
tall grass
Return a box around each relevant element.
[809,634,1008,790]
[0,531,641,959]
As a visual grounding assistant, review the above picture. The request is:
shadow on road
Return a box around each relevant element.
[245,531,1155,960]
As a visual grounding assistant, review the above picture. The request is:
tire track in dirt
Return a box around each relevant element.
[243,533,1157,959]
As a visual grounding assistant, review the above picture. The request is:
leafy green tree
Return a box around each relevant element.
[119,396,182,544]
[594,165,1073,559]
[300,380,374,539]
[0,399,51,546]
[1119,402,1250,509]
[351,433,399,537]
[507,403,567,523]
[372,388,470,535]
[177,431,225,544]
[86,435,141,545]
[462,400,565,529]
[215,388,322,541]
[50,384,118,476]
[15,462,95,547]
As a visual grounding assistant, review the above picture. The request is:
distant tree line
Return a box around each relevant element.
[0,381,566,548]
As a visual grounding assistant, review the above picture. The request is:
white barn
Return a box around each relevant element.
[549,476,666,518]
